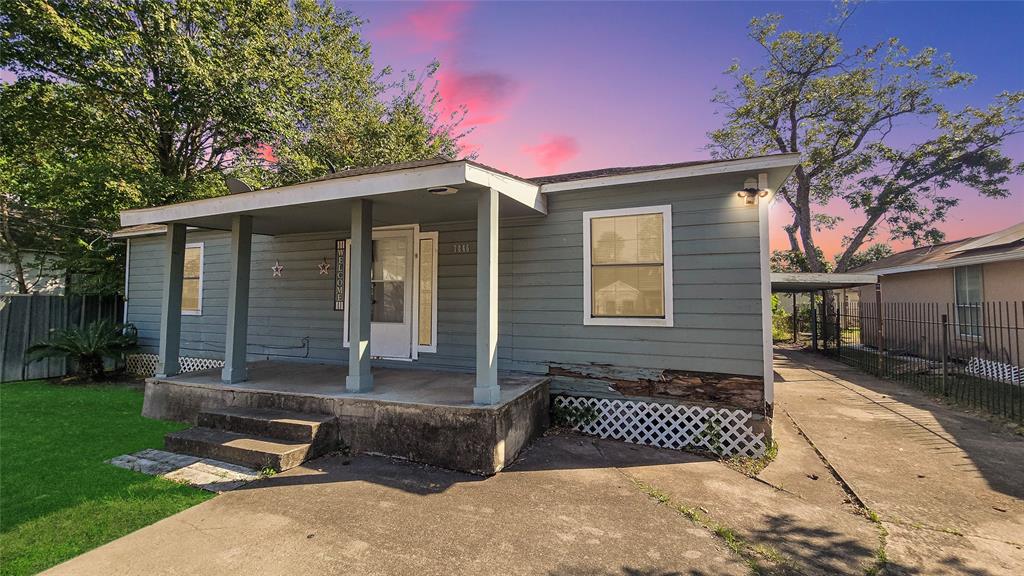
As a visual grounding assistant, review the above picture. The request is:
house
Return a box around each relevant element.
[1,251,65,294]
[114,154,799,473]
[851,221,1024,365]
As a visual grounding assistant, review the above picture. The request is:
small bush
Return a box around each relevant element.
[552,401,601,428]
[26,320,138,381]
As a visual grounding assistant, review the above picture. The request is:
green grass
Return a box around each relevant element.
[0,380,213,576]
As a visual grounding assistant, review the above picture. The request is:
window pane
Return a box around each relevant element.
[181,278,201,312]
[372,238,407,282]
[591,213,663,264]
[183,247,201,279]
[955,266,982,304]
[371,282,404,323]
[591,265,664,317]
[418,238,434,346]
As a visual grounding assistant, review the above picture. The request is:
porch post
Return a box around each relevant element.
[156,223,186,377]
[221,215,252,384]
[474,188,501,404]
[346,199,373,392]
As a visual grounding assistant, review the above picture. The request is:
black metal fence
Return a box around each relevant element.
[0,294,124,383]
[828,299,1023,422]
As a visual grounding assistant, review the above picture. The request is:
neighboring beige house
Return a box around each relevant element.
[852,221,1024,366]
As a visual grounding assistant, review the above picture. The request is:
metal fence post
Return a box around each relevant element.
[875,282,884,375]
[792,293,798,344]
[811,294,818,352]
[941,313,949,395]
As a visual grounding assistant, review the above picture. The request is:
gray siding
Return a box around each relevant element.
[126,174,766,377]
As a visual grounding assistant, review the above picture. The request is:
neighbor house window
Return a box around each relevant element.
[954,265,983,337]
[583,205,673,327]
[418,232,438,352]
[182,243,203,315]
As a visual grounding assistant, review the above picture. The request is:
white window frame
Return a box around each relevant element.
[583,205,673,327]
[954,265,983,339]
[182,242,204,316]
[417,231,439,353]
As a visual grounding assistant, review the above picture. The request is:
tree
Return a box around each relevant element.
[709,5,1024,273]
[1,0,464,291]
[0,80,145,293]
[844,244,894,271]
[1,0,463,201]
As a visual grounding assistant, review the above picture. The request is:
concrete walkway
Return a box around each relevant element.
[41,349,1023,575]
[775,348,1024,575]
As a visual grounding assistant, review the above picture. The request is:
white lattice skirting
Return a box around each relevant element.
[966,357,1023,386]
[126,353,224,377]
[553,395,767,458]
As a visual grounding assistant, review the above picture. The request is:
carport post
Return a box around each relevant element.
[474,187,501,405]
[221,215,253,384]
[810,293,818,352]
[156,223,186,377]
[346,199,373,392]
[792,293,798,343]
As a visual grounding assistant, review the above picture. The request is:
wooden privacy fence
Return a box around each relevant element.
[829,299,1023,422]
[0,294,123,383]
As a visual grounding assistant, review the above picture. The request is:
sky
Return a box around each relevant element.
[346,0,1024,258]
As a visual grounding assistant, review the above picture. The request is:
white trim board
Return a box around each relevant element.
[539,154,800,193]
[582,205,674,327]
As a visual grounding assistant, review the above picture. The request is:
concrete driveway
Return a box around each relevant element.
[774,348,1024,575]
[44,348,1024,575]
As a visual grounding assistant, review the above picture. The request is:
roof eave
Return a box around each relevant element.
[538,153,801,193]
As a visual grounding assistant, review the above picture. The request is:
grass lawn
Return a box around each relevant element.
[0,380,213,576]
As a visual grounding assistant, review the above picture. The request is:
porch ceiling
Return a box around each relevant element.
[120,161,546,236]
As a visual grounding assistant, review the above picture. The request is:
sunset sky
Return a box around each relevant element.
[349,0,1024,259]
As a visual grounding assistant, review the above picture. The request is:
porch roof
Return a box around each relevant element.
[770,272,878,293]
[119,159,546,235]
[118,153,802,236]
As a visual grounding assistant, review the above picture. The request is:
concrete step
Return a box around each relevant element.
[197,407,336,443]
[164,427,311,472]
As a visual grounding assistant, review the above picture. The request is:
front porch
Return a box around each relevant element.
[142,361,550,474]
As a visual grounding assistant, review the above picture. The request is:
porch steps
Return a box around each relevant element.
[164,407,340,472]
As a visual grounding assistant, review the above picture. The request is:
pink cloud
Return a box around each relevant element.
[438,69,518,127]
[378,2,470,46]
[522,134,580,173]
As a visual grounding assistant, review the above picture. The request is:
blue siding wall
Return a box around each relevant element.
[126,173,766,377]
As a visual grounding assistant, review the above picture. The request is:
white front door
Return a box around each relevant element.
[368,228,414,359]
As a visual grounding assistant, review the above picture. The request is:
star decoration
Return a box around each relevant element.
[318,258,331,276]
[271,260,284,278]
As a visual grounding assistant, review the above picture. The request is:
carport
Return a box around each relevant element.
[770,272,878,350]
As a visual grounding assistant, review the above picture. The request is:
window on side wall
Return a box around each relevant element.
[182,243,203,315]
[583,205,673,327]
[418,232,438,352]
[954,265,982,337]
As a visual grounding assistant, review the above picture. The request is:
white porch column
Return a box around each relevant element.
[156,223,186,377]
[221,215,253,384]
[347,199,374,392]
[474,188,501,404]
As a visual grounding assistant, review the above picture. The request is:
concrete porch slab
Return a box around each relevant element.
[142,361,550,475]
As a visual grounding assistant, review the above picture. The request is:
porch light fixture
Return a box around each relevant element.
[428,186,458,196]
[738,176,768,205]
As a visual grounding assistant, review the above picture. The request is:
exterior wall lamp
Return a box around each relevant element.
[738,176,769,205]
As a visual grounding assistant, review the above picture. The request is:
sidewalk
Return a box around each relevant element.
[775,348,1024,575]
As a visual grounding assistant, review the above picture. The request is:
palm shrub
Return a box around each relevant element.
[26,320,138,381]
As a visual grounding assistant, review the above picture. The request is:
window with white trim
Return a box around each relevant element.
[418,232,438,351]
[583,205,673,327]
[954,265,982,337]
[182,243,203,315]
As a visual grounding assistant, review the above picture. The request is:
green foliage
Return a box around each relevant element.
[770,294,792,341]
[26,320,138,381]
[700,413,724,456]
[1,0,465,291]
[844,243,894,271]
[709,3,1023,272]
[551,401,601,428]
[0,380,211,576]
